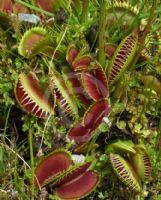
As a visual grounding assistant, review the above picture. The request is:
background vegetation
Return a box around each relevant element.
[0,0,160,199]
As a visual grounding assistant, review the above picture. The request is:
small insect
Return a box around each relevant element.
[18,13,40,24]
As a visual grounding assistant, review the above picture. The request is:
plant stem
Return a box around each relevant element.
[3,105,12,143]
[130,0,158,69]
[28,0,36,14]
[29,0,35,6]
[98,0,106,68]
[80,0,89,23]
[29,128,35,200]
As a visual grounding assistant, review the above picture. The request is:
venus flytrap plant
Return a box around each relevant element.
[140,32,161,60]
[67,99,111,152]
[81,62,109,101]
[1,1,160,199]
[130,145,152,182]
[66,48,111,148]
[61,66,90,107]
[34,149,99,199]
[13,44,86,120]
[15,72,54,119]
[14,40,111,153]
[110,153,141,193]
[107,33,138,85]
[34,149,72,188]
[106,140,152,195]
[18,27,46,55]
[105,140,136,155]
[17,26,56,58]
[49,68,79,120]
[106,1,146,38]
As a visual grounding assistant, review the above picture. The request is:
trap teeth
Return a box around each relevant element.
[15,72,54,118]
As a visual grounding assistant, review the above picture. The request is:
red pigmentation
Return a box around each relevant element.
[68,122,92,145]
[0,0,13,13]
[66,45,79,65]
[15,72,53,118]
[35,151,72,187]
[53,163,91,187]
[83,99,111,130]
[72,55,91,71]
[65,70,91,105]
[82,63,108,101]
[55,171,99,199]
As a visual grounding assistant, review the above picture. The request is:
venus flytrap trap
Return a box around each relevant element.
[140,31,161,60]
[18,27,48,58]
[107,33,138,85]
[105,140,152,195]
[105,140,136,155]
[110,153,141,193]
[15,72,54,118]
[67,99,111,152]
[81,62,109,101]
[130,145,152,182]
[49,68,79,120]
[17,26,63,59]
[34,149,99,199]
[106,1,145,35]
